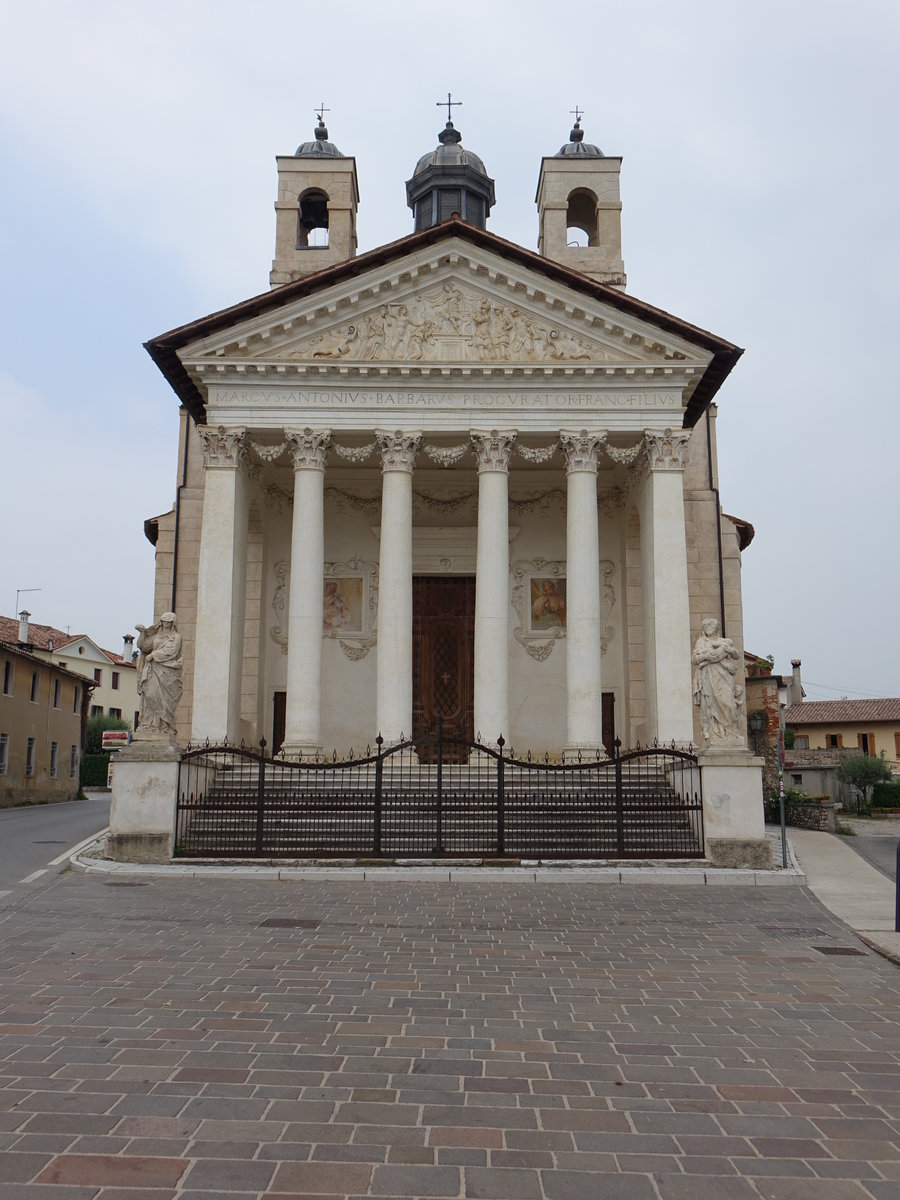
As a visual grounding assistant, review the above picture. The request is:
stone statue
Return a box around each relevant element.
[134,613,183,741]
[692,618,743,748]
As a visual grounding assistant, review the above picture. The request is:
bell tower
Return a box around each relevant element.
[535,117,626,288]
[270,114,360,287]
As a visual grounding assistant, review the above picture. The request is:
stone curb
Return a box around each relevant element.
[71,836,806,886]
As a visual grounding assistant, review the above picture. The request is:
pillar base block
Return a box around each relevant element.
[279,743,324,761]
[706,837,773,870]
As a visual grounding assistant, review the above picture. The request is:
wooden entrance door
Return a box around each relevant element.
[413,576,475,760]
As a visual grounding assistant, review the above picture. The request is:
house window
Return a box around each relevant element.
[73,685,79,713]
[793,735,809,749]
[0,733,8,775]
[70,745,77,778]
[134,710,140,730]
[93,668,102,685]
[25,737,35,777]
[53,679,61,708]
[791,774,802,786]
[31,670,39,702]
[50,742,58,778]
[90,705,103,718]
[109,707,122,720]
[825,733,843,748]
[858,732,876,755]
[3,659,12,695]
[111,671,120,690]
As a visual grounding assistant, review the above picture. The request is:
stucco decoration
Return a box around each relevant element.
[692,618,744,749]
[603,441,643,467]
[249,440,287,464]
[516,443,558,464]
[471,431,516,472]
[133,614,183,742]
[423,443,470,467]
[325,488,380,515]
[281,281,613,365]
[511,558,616,661]
[199,426,248,470]
[644,428,691,471]
[333,441,376,463]
[376,430,422,472]
[270,558,379,661]
[560,429,607,472]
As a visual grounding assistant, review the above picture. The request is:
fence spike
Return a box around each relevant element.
[376,734,384,749]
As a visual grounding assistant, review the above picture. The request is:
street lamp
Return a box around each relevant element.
[748,711,765,757]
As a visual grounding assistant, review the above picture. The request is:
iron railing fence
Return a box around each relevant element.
[175,718,703,859]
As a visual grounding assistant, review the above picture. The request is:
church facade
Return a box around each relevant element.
[144,116,751,763]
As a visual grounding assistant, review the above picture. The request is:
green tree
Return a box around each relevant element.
[85,713,131,755]
[835,752,892,811]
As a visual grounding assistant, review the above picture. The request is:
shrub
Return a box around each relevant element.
[871,780,900,809]
[80,753,110,788]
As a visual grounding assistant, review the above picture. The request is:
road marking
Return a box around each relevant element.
[20,869,48,884]
[49,827,110,866]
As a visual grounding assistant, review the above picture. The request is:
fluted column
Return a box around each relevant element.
[638,428,694,746]
[471,430,516,743]
[561,429,607,755]
[191,427,250,744]
[375,430,421,743]
[281,428,331,756]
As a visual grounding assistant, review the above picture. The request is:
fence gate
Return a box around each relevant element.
[176,720,703,859]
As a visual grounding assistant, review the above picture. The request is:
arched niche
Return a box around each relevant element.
[296,188,330,249]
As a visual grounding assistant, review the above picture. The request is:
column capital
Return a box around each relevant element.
[286,427,332,472]
[644,427,691,472]
[560,429,607,473]
[376,430,422,473]
[198,425,248,470]
[471,430,516,473]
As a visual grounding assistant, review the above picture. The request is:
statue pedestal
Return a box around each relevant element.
[699,747,772,869]
[107,741,180,864]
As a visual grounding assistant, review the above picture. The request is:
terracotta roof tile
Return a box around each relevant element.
[785,699,900,724]
[0,615,75,651]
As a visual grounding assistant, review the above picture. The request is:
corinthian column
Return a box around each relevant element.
[471,430,516,743]
[281,428,331,757]
[638,428,694,746]
[191,427,249,744]
[376,431,421,743]
[561,429,607,755]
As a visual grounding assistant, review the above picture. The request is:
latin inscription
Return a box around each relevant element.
[212,387,682,410]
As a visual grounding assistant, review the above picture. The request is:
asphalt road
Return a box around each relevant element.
[850,834,899,881]
[0,791,110,897]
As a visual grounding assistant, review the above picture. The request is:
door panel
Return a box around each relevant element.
[413,576,475,761]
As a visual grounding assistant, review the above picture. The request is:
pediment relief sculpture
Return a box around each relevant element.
[271,282,627,366]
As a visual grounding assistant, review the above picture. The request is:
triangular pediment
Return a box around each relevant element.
[180,241,711,375]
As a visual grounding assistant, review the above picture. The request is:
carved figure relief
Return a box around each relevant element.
[133,614,183,742]
[283,282,611,365]
[270,558,379,661]
[691,617,744,749]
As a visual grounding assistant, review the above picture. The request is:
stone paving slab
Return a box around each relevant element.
[0,873,898,1198]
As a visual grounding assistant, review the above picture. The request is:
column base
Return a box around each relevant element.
[278,743,324,761]
[562,745,608,764]
[706,837,773,870]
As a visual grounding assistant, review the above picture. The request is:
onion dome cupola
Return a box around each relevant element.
[269,109,360,288]
[406,107,496,231]
[535,112,626,289]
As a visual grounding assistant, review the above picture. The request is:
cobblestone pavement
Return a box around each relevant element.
[1,873,899,1199]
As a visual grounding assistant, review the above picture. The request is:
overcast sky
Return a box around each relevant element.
[1,0,897,700]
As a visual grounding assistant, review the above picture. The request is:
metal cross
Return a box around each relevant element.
[437,92,462,122]
[315,102,330,122]
[570,105,584,123]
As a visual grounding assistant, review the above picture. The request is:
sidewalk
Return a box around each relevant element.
[789,826,900,963]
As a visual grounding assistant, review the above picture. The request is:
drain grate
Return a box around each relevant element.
[103,880,149,887]
[259,917,320,929]
[814,946,867,957]
[758,926,825,940]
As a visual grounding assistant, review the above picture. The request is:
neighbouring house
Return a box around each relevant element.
[0,639,93,807]
[780,747,856,807]
[743,652,795,796]
[0,614,140,730]
[784,697,900,773]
